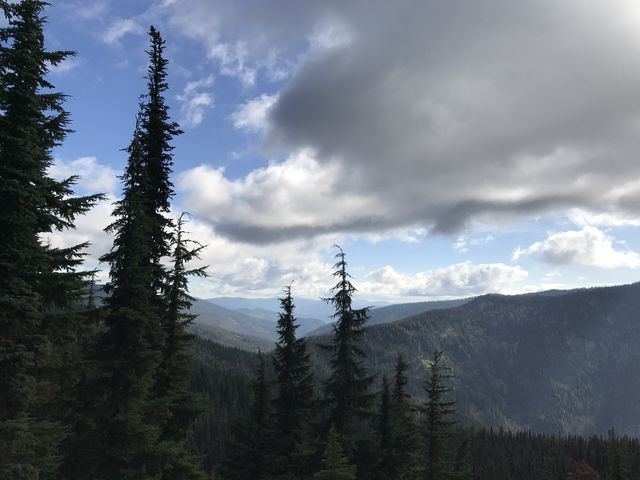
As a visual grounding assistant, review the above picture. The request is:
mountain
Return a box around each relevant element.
[306,297,472,336]
[189,323,275,352]
[207,296,383,323]
[189,299,276,340]
[235,307,325,337]
[309,282,640,436]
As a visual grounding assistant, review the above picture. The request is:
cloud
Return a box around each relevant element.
[49,157,118,195]
[177,75,215,128]
[48,57,84,75]
[232,94,279,132]
[73,0,108,20]
[513,226,640,269]
[102,18,144,45]
[178,149,389,244]
[161,0,640,242]
[361,262,528,298]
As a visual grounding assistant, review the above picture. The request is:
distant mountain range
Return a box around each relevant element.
[307,282,640,436]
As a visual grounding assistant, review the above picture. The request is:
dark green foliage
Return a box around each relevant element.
[0,1,100,478]
[92,25,187,479]
[313,426,357,480]
[141,25,182,293]
[375,375,393,479]
[322,246,375,444]
[422,350,457,480]
[607,428,630,480]
[223,352,274,480]
[155,214,207,479]
[271,283,315,478]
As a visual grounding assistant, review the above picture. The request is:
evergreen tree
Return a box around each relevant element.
[141,25,182,293]
[313,426,357,480]
[422,350,457,480]
[322,246,375,446]
[155,213,207,479]
[224,352,273,480]
[96,110,164,480]
[607,428,629,480]
[271,282,315,479]
[390,353,419,479]
[376,375,393,480]
[0,1,100,478]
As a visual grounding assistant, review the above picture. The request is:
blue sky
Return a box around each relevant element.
[43,0,640,301]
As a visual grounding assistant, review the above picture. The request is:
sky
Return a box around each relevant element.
[40,0,640,302]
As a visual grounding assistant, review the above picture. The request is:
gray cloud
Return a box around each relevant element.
[171,0,640,242]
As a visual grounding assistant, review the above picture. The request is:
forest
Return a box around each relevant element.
[1,1,639,479]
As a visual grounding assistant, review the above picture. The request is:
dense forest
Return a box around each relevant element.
[1,2,639,479]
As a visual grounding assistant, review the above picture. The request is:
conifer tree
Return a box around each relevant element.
[0,1,100,477]
[322,246,374,445]
[376,375,393,480]
[271,282,315,479]
[155,213,207,479]
[422,350,457,480]
[93,25,183,479]
[224,353,273,480]
[313,426,357,480]
[389,353,418,479]
[607,428,629,480]
[141,25,182,293]
[96,110,164,480]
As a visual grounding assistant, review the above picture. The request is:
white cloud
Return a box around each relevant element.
[178,149,385,243]
[48,57,84,75]
[567,209,640,227]
[49,157,118,195]
[513,226,640,268]
[361,262,528,299]
[177,76,215,128]
[73,0,108,20]
[232,94,279,132]
[102,18,144,45]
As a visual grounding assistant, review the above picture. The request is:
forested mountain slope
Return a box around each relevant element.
[310,282,640,436]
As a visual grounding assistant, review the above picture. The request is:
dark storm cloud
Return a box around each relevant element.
[172,0,640,243]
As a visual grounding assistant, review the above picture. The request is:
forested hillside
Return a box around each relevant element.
[309,283,640,436]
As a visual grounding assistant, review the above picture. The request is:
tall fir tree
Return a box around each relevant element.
[422,350,457,480]
[0,1,100,478]
[224,352,273,480]
[322,246,375,447]
[93,25,183,479]
[389,353,419,480]
[155,213,207,480]
[376,375,393,480]
[607,428,629,480]
[271,282,315,479]
[97,110,164,480]
[141,25,182,294]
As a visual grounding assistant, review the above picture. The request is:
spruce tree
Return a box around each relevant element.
[155,214,207,480]
[96,111,164,480]
[271,282,315,479]
[224,353,273,480]
[322,246,374,446]
[0,1,100,478]
[607,428,629,480]
[376,375,393,480]
[141,25,182,293]
[389,353,418,479]
[313,426,357,480]
[93,25,183,479]
[422,350,457,480]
